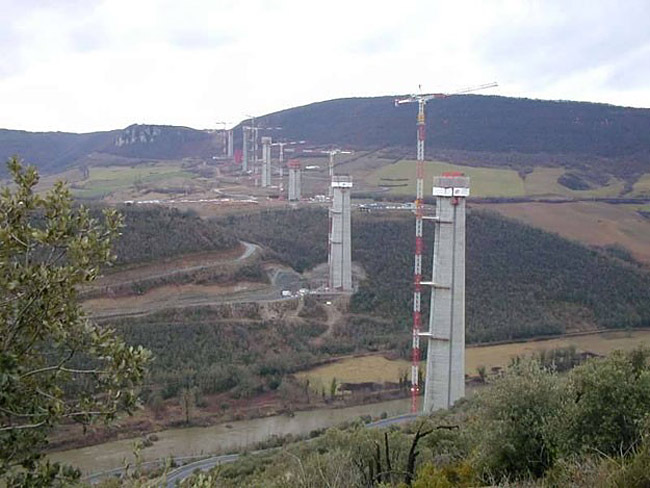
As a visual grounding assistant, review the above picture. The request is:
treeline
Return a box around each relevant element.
[220,208,328,272]
[105,206,239,266]
[221,207,650,346]
[353,209,650,344]
[107,302,326,399]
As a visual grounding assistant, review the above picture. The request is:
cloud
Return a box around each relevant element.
[0,0,649,132]
[480,1,650,88]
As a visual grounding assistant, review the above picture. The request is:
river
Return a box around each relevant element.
[49,398,411,475]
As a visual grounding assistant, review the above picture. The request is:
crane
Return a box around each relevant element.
[320,148,353,199]
[242,114,282,178]
[216,121,235,157]
[395,81,497,414]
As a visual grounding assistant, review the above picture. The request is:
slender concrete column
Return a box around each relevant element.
[288,160,301,201]
[422,175,469,413]
[261,137,272,187]
[329,176,353,291]
[242,127,249,172]
[227,130,234,157]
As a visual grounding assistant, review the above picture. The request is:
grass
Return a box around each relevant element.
[632,173,650,197]
[71,163,195,198]
[295,356,409,391]
[296,330,650,387]
[366,160,525,197]
[365,160,626,198]
[481,201,650,264]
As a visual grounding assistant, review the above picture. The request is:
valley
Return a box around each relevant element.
[6,94,650,485]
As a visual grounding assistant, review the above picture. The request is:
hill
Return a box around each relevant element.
[0,124,219,177]
[0,128,116,176]
[222,208,650,347]
[4,95,650,185]
[245,95,650,180]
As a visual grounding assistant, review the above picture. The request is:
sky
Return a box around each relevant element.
[1,0,649,133]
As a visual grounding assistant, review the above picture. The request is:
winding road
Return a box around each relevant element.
[84,413,418,486]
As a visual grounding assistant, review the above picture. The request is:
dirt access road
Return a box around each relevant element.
[85,241,258,293]
[83,243,307,319]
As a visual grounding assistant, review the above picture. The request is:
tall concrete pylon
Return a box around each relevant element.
[329,176,353,291]
[422,174,470,413]
[227,130,234,157]
[261,136,272,187]
[288,159,301,201]
[242,127,250,172]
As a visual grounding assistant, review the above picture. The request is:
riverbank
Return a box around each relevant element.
[49,398,411,475]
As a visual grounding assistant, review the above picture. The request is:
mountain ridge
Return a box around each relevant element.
[4,95,650,181]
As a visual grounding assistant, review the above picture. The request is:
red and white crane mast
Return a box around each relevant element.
[395,82,497,413]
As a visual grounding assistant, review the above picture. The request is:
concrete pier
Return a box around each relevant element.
[261,136,272,187]
[422,174,469,412]
[329,176,353,291]
[288,160,301,201]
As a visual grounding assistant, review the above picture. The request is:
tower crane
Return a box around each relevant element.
[395,81,497,413]
[242,114,282,180]
[320,148,353,199]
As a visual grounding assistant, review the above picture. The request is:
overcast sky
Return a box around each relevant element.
[1,0,649,133]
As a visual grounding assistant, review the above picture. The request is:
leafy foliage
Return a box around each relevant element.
[468,360,567,478]
[224,207,650,348]
[109,303,325,398]
[109,206,239,266]
[193,350,650,487]
[563,348,650,456]
[0,158,150,485]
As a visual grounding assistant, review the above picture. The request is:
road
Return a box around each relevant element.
[84,245,310,320]
[88,242,259,291]
[162,413,419,486]
[84,412,419,486]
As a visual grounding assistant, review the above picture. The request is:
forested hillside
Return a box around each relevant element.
[100,206,239,266]
[6,95,650,180]
[222,208,650,345]
[91,205,650,401]
[109,302,324,399]
[246,95,650,177]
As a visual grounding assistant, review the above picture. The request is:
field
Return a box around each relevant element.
[69,162,198,199]
[366,159,525,197]
[296,329,650,388]
[365,159,626,198]
[481,201,650,264]
[632,173,650,197]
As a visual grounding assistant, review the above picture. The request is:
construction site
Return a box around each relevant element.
[205,85,492,413]
[34,88,650,484]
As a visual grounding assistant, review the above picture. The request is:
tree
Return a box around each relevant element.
[468,359,567,480]
[564,348,650,456]
[0,158,150,485]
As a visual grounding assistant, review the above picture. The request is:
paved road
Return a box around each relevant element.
[164,454,240,486]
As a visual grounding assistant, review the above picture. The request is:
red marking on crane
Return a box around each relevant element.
[397,82,497,414]
[415,238,423,254]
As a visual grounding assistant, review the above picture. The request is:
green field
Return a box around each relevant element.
[71,163,195,198]
[367,160,525,197]
[632,173,650,197]
[366,160,626,198]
